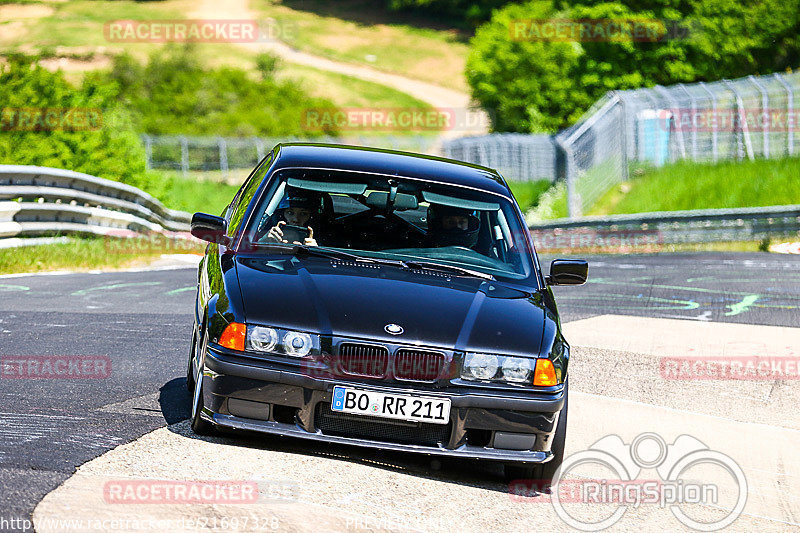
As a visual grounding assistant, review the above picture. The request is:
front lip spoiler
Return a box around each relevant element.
[206,413,552,464]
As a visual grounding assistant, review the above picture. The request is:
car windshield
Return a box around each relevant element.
[242,168,534,281]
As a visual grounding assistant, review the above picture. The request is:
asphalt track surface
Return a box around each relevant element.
[1,252,799,531]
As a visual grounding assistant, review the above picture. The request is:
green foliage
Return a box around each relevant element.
[589,157,800,215]
[255,52,280,80]
[468,0,800,132]
[105,45,339,137]
[0,57,146,185]
[526,181,568,221]
[386,0,513,27]
[466,1,586,132]
[507,179,553,212]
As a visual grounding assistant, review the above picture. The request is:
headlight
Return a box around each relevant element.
[501,356,533,383]
[462,353,499,380]
[245,325,318,358]
[247,326,278,352]
[283,331,313,357]
[462,353,537,384]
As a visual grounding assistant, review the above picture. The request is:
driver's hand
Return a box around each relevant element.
[303,226,317,247]
[266,221,287,243]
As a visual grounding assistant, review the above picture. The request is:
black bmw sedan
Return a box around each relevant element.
[187,143,587,483]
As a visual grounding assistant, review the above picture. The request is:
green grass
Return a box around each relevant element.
[253,0,470,92]
[0,236,203,275]
[0,171,232,275]
[589,157,800,215]
[141,172,240,214]
[0,0,437,113]
[507,179,552,213]
[276,62,434,111]
[526,182,568,222]
[1,0,188,51]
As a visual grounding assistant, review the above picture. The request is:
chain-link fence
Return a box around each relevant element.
[143,134,440,178]
[441,133,558,183]
[444,70,800,218]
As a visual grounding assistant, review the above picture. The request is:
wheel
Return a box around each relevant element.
[504,382,568,489]
[190,325,216,436]
[186,324,198,392]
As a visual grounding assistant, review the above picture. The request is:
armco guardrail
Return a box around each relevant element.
[0,165,191,240]
[529,204,800,250]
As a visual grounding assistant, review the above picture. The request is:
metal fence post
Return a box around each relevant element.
[655,86,687,160]
[697,82,718,162]
[180,136,189,177]
[723,79,755,160]
[143,134,153,170]
[218,137,229,178]
[774,73,794,156]
[255,137,265,161]
[748,75,770,158]
[554,136,578,218]
[677,84,698,160]
[617,95,629,181]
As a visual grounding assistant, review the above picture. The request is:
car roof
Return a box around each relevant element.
[271,143,512,197]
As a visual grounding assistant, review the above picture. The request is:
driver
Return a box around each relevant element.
[425,204,480,249]
[265,190,322,246]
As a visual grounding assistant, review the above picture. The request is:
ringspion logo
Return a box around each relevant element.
[510,433,747,531]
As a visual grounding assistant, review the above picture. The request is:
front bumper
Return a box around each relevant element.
[201,347,566,464]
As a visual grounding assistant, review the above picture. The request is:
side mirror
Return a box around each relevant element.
[546,259,588,285]
[191,213,229,245]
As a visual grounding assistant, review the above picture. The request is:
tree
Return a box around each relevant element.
[467,0,800,132]
[0,57,146,185]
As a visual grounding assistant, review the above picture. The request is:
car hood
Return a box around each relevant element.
[235,256,549,357]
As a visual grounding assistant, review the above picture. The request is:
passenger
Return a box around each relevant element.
[266,190,322,246]
[425,205,480,249]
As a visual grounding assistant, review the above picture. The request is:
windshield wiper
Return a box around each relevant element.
[296,246,408,268]
[251,243,491,279]
[403,260,494,281]
[253,243,406,268]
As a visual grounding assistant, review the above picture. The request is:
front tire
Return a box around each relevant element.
[190,326,215,436]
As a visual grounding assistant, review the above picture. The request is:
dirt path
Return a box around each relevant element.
[190,0,489,142]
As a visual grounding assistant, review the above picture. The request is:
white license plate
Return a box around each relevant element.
[331,386,451,424]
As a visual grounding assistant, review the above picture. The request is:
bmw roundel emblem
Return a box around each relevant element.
[385,323,404,335]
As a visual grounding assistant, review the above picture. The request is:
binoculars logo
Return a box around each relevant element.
[550,432,748,531]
